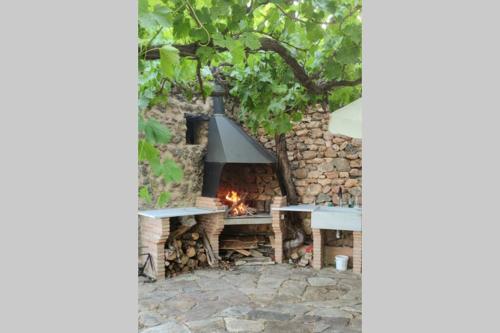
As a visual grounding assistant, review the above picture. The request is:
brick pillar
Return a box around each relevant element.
[312,228,324,269]
[196,196,226,258]
[353,231,362,273]
[138,216,170,280]
[271,196,287,263]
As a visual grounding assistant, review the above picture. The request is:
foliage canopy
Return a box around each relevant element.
[138,0,362,206]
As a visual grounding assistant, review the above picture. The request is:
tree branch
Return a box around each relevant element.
[142,37,361,95]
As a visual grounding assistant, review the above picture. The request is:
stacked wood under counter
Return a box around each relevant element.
[272,201,362,273]
[138,196,287,279]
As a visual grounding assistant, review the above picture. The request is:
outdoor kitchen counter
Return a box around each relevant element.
[272,204,362,273]
[138,207,226,219]
[138,205,226,280]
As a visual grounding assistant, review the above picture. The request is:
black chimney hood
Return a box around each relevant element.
[201,87,277,197]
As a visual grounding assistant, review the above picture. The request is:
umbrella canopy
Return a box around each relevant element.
[328,98,362,139]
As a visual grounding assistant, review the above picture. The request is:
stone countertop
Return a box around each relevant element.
[138,207,226,219]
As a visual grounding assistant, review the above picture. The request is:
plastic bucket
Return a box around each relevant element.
[335,255,349,271]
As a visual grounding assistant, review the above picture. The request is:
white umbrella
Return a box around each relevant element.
[328,98,362,139]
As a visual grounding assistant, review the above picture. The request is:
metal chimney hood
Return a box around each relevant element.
[201,87,277,197]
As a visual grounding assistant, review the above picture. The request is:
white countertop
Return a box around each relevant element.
[138,207,226,219]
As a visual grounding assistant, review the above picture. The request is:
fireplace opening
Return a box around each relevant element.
[216,163,281,217]
[214,163,281,265]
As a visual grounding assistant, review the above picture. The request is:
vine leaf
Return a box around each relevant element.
[138,139,159,161]
[159,45,180,79]
[139,186,152,204]
[156,192,171,207]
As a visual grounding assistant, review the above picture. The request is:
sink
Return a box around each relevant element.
[311,206,362,231]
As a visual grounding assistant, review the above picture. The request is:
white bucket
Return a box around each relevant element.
[335,255,349,271]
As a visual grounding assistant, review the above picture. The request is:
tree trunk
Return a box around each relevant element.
[275,133,298,205]
[275,133,304,253]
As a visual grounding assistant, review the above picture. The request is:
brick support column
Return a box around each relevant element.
[353,231,362,273]
[312,228,324,269]
[271,196,287,263]
[196,197,226,258]
[138,216,170,280]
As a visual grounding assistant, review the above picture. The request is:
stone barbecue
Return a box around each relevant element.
[138,89,363,279]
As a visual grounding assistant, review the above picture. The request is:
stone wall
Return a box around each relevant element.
[139,97,211,209]
[251,106,363,206]
[140,98,362,212]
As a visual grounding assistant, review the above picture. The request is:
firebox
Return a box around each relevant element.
[201,85,283,221]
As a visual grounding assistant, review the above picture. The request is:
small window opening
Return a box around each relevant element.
[185,114,209,145]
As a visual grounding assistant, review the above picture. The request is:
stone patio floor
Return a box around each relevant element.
[139,264,361,333]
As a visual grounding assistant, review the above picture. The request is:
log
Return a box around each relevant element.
[250,249,264,257]
[235,249,251,256]
[180,254,189,266]
[220,239,258,250]
[200,228,218,266]
[191,232,200,241]
[187,258,197,268]
[197,252,207,263]
[165,249,177,261]
[170,224,192,240]
[186,246,196,258]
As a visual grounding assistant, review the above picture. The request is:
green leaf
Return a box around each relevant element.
[241,32,261,50]
[306,22,323,42]
[159,45,180,79]
[227,39,245,65]
[324,60,343,79]
[160,159,183,183]
[344,24,361,44]
[151,5,171,27]
[139,186,152,204]
[176,58,197,83]
[291,112,303,122]
[271,84,288,94]
[143,118,171,144]
[156,191,171,207]
[268,99,285,114]
[138,139,159,162]
[138,0,149,16]
[196,46,216,62]
[212,33,228,48]
[173,16,190,39]
[336,40,360,65]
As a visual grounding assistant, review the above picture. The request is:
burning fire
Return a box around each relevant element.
[225,190,252,216]
[225,190,240,203]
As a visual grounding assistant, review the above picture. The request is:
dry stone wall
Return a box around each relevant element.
[253,106,363,206]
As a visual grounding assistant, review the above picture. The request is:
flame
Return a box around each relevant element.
[225,190,249,216]
[225,190,240,203]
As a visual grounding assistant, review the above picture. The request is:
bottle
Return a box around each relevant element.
[338,187,343,207]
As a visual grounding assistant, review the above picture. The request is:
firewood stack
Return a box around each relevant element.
[219,235,275,266]
[288,244,314,267]
[163,216,216,278]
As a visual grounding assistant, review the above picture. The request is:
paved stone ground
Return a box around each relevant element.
[139,264,361,333]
